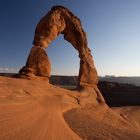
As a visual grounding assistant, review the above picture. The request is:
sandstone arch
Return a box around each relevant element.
[19,6,99,89]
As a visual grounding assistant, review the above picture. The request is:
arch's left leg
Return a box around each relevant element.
[19,46,51,80]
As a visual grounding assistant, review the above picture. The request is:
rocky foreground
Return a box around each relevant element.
[0,76,140,140]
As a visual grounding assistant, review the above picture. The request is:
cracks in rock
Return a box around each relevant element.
[74,97,80,104]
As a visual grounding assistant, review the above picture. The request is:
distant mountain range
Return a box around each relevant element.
[99,76,140,86]
[0,73,140,86]
[51,75,140,86]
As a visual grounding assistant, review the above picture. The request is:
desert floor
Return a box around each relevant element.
[0,76,140,140]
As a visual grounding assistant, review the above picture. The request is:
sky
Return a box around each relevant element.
[0,0,140,76]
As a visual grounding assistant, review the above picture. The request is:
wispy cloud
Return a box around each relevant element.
[0,67,19,73]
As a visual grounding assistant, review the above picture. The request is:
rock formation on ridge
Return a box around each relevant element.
[19,5,104,102]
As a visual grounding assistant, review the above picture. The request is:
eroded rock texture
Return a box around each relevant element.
[19,5,99,89]
[19,46,51,79]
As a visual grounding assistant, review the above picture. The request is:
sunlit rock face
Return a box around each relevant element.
[19,5,99,90]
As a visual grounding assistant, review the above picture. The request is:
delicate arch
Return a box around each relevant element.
[19,6,98,89]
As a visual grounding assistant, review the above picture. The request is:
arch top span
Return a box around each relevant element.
[19,5,99,89]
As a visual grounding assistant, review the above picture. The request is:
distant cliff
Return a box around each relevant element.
[99,76,140,86]
[0,73,140,86]
[50,75,78,85]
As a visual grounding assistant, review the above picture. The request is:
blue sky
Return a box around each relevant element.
[0,0,140,76]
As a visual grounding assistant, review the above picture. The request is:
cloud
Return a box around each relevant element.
[0,68,4,71]
[0,67,19,73]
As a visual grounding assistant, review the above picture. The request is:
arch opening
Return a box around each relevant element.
[47,34,79,76]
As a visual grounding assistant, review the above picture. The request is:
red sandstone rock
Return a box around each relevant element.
[19,46,51,79]
[19,6,104,102]
[19,6,98,86]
